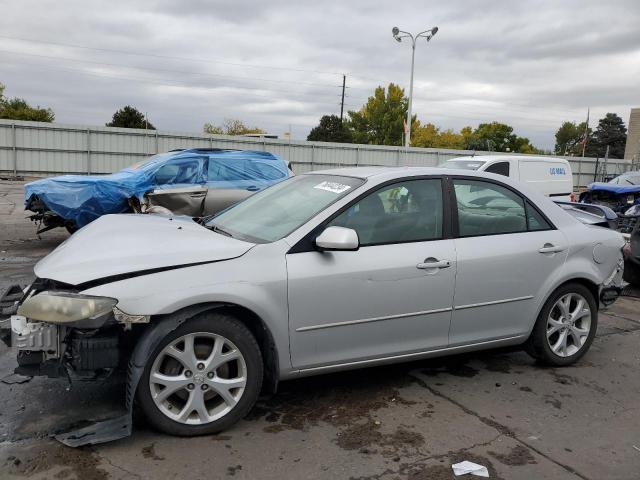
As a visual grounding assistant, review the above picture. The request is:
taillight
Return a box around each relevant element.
[570,192,576,202]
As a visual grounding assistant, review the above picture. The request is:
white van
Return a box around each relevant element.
[440,155,574,201]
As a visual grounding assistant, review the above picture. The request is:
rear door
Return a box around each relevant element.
[449,177,568,345]
[145,156,207,215]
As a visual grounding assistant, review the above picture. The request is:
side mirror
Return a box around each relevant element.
[315,226,359,251]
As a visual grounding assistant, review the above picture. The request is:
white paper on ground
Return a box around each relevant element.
[452,460,490,477]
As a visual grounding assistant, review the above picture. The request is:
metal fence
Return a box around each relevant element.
[0,119,632,187]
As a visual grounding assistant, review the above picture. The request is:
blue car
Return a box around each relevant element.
[579,171,640,215]
[25,149,291,233]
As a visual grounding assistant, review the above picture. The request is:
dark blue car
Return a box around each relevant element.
[579,171,640,215]
[25,149,291,233]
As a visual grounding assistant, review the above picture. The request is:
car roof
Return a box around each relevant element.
[309,166,492,180]
[448,155,569,163]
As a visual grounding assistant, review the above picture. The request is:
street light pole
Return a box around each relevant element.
[392,26,438,149]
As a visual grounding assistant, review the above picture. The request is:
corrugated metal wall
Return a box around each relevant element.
[0,119,632,187]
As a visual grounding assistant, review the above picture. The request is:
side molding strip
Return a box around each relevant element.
[295,307,453,332]
[453,295,534,311]
[295,295,534,333]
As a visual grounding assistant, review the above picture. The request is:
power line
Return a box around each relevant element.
[0,57,347,109]
[0,49,344,90]
[0,35,344,77]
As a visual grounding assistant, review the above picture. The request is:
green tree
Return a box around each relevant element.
[346,83,417,146]
[0,83,55,122]
[106,106,155,129]
[204,118,265,136]
[465,121,538,153]
[586,113,627,158]
[554,121,589,156]
[412,122,472,150]
[307,115,353,143]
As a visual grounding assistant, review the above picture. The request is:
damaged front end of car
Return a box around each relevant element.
[0,279,153,446]
[1,278,149,380]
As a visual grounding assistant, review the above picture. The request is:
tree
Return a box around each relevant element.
[465,121,538,153]
[0,83,55,122]
[586,113,627,159]
[554,121,589,156]
[204,118,265,136]
[411,122,471,150]
[106,106,155,129]
[346,83,417,146]
[307,115,353,143]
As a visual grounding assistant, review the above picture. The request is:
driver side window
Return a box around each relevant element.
[328,179,443,246]
[155,158,203,185]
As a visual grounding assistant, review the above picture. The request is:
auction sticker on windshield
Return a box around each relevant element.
[313,181,352,194]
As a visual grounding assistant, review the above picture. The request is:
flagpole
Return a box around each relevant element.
[581,108,590,158]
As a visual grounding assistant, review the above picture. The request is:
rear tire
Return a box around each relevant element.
[525,283,597,366]
[137,312,263,436]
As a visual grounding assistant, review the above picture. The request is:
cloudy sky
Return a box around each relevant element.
[1,0,639,149]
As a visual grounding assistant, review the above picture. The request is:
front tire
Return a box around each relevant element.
[137,312,263,436]
[525,283,597,366]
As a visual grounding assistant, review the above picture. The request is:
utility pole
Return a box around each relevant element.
[340,75,346,122]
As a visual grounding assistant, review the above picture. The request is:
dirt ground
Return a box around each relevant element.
[1,179,640,479]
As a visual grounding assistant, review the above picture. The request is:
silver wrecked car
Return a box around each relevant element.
[2,167,625,444]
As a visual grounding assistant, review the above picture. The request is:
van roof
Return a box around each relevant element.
[449,155,569,164]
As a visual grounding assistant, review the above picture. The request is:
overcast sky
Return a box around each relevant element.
[1,0,639,149]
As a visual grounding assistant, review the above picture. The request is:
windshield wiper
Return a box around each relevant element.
[209,224,233,238]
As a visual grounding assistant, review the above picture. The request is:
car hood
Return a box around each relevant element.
[587,182,640,195]
[35,214,255,286]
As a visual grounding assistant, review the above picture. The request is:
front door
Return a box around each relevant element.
[287,178,457,369]
[449,178,568,345]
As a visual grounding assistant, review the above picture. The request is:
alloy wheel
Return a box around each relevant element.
[149,332,247,425]
[546,293,592,358]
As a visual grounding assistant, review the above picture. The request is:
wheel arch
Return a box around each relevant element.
[528,276,600,339]
[133,302,279,396]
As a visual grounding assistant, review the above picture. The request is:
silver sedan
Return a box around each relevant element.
[8,167,626,442]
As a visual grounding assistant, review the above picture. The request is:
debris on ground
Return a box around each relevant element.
[1,373,32,385]
[452,460,490,477]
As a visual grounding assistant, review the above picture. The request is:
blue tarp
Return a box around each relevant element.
[586,182,640,195]
[24,149,289,228]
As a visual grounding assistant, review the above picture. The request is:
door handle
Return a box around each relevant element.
[246,185,259,191]
[189,192,206,198]
[538,243,565,254]
[416,257,451,270]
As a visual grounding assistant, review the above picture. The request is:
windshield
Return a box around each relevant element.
[609,173,640,185]
[440,159,486,170]
[206,174,365,242]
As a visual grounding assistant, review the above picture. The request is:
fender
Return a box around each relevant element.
[56,304,215,447]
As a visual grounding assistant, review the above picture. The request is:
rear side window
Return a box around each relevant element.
[454,180,526,236]
[526,201,552,231]
[454,180,554,236]
[484,161,510,177]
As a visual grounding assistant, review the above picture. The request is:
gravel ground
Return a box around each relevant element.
[1,179,640,480]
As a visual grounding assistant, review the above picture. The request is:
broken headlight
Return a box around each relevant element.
[17,292,117,324]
